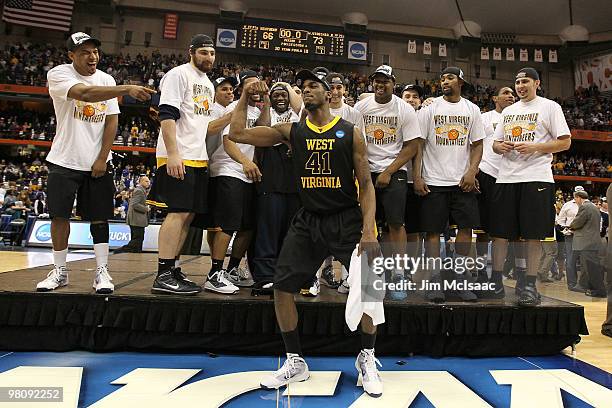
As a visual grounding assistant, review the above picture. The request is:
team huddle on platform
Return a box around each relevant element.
[34,32,571,398]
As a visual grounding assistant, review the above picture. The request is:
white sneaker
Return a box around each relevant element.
[260,353,310,390]
[356,349,383,398]
[36,267,68,292]
[337,279,350,294]
[226,266,255,287]
[93,265,114,294]
[300,279,320,297]
[204,270,240,294]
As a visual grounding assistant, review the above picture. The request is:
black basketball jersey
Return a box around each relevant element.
[290,116,358,214]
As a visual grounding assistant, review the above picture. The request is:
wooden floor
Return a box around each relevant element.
[0,249,610,372]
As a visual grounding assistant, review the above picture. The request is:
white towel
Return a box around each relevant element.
[345,246,385,331]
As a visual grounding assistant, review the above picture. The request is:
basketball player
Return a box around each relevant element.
[491,68,571,306]
[401,84,424,111]
[416,67,485,303]
[207,70,269,292]
[229,69,383,397]
[149,34,217,295]
[354,65,422,297]
[250,82,301,287]
[37,32,154,293]
[474,86,515,298]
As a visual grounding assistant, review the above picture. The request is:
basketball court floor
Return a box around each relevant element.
[0,248,610,407]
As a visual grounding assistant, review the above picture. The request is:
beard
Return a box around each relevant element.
[442,88,453,96]
[304,101,323,112]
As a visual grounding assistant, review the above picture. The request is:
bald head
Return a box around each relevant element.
[139,176,151,189]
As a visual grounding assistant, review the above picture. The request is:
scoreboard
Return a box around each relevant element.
[216,18,368,64]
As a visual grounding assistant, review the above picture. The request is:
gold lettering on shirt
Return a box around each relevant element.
[433,114,470,146]
[502,113,538,142]
[73,100,107,123]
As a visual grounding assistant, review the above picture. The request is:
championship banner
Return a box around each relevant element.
[407,40,417,54]
[438,43,447,57]
[574,52,612,91]
[534,49,543,62]
[493,47,502,61]
[520,48,528,62]
[423,41,432,55]
[163,13,178,40]
[506,48,515,61]
[480,47,489,60]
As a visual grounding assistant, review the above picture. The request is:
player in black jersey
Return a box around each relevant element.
[229,69,384,397]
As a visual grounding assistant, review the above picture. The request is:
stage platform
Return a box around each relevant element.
[0,253,588,357]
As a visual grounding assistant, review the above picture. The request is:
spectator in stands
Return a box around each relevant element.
[33,192,46,216]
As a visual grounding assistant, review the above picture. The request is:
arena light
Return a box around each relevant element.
[559,25,589,43]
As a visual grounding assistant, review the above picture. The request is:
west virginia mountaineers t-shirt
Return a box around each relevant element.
[493,96,570,183]
[354,94,421,173]
[156,63,215,161]
[209,101,261,183]
[479,109,503,178]
[419,97,486,186]
[46,64,120,171]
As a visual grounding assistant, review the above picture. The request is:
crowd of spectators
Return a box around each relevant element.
[552,153,612,178]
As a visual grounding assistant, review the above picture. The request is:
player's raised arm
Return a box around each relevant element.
[229,80,291,146]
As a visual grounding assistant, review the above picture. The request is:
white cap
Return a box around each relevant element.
[574,186,585,192]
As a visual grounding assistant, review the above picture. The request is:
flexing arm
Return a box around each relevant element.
[92,114,118,177]
[460,140,483,192]
[229,81,291,146]
[256,94,271,126]
[353,127,380,261]
[275,81,303,114]
[207,112,232,136]
[67,84,155,103]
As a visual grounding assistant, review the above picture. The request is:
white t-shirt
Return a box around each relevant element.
[209,101,261,183]
[270,107,300,126]
[354,94,421,173]
[156,63,215,161]
[419,97,486,186]
[330,103,365,138]
[46,64,120,171]
[205,102,230,159]
[493,96,571,183]
[479,109,503,178]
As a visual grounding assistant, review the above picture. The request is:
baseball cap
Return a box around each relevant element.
[402,84,424,98]
[516,67,540,81]
[238,70,259,85]
[295,69,331,91]
[440,67,470,85]
[213,76,238,89]
[369,65,396,81]
[326,72,345,85]
[66,32,101,51]
[269,83,288,94]
[313,66,330,77]
[574,185,585,193]
[189,34,214,51]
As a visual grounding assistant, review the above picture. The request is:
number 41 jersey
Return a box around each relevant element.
[290,116,359,214]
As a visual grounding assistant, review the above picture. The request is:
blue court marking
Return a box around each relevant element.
[0,351,609,407]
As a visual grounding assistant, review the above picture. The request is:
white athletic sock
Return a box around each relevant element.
[94,243,109,268]
[515,257,527,269]
[53,249,68,273]
[175,258,180,268]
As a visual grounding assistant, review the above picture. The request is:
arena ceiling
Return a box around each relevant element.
[217,0,612,36]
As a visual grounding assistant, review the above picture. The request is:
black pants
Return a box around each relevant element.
[123,226,145,252]
[251,192,301,283]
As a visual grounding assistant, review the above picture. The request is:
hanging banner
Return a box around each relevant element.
[480,47,489,60]
[407,40,417,54]
[493,47,502,61]
[506,48,515,61]
[534,49,543,62]
[423,41,432,55]
[163,13,178,40]
[520,48,528,62]
[574,53,612,91]
[549,49,558,63]
[438,43,447,57]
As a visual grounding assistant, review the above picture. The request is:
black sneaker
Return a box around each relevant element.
[321,264,341,289]
[151,270,202,295]
[172,267,200,289]
[518,283,541,306]
[425,275,445,303]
